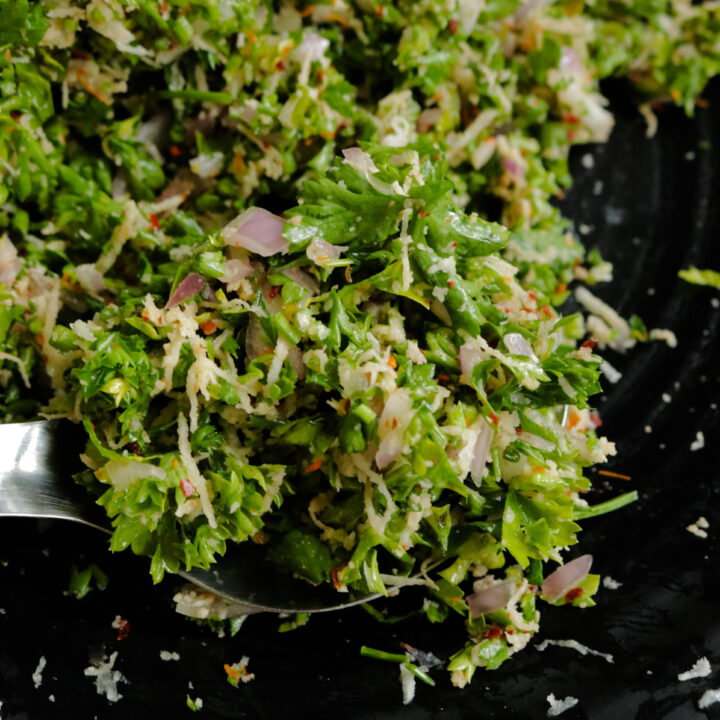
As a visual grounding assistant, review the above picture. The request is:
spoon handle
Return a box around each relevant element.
[0,419,108,533]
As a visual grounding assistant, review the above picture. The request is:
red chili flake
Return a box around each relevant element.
[331,562,348,590]
[448,279,455,288]
[276,59,285,71]
[268,285,281,299]
[345,265,352,283]
[125,441,142,456]
[418,208,429,217]
[589,412,602,428]
[555,282,567,294]
[387,355,397,369]
[116,618,131,641]
[375,5,384,17]
[515,427,523,434]
[448,18,459,34]
[391,417,398,429]
[180,478,196,497]
[488,412,499,426]
[483,625,503,639]
[581,338,597,349]
[565,587,584,603]
[10,110,22,121]
[149,213,160,230]
[437,373,450,384]
[304,458,322,473]
[224,663,241,683]
[169,144,182,157]
[541,305,554,318]
[199,320,217,335]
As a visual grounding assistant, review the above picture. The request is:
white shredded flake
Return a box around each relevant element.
[690,431,705,452]
[546,693,579,717]
[159,650,181,662]
[32,656,47,689]
[699,688,720,709]
[686,516,709,539]
[399,663,416,705]
[536,638,614,664]
[83,652,126,703]
[678,657,711,681]
[602,576,622,590]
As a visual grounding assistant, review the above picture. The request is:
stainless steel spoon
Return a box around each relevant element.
[0,419,372,616]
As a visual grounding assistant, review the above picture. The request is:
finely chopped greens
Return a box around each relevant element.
[0,0,717,688]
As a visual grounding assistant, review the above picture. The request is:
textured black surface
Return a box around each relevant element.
[2,81,720,719]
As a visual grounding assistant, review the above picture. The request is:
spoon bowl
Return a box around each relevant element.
[0,419,372,615]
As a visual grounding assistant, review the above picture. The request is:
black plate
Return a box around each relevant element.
[2,81,720,720]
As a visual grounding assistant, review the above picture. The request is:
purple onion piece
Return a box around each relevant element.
[469,423,492,478]
[542,554,593,603]
[201,284,217,303]
[165,273,206,309]
[221,207,287,257]
[287,346,306,381]
[504,332,534,357]
[467,579,516,618]
[417,108,442,133]
[222,258,254,286]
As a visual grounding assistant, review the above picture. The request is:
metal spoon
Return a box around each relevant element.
[0,419,371,616]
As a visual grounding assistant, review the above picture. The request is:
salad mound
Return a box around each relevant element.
[0,0,717,689]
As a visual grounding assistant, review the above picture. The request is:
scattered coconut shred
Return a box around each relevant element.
[686,516,710,539]
[678,657,711,681]
[83,652,126,702]
[159,650,181,662]
[602,576,623,590]
[690,431,705,452]
[699,688,720,710]
[536,638,614,664]
[546,693,579,717]
[32,656,46,689]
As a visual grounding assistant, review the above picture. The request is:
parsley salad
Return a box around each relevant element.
[1,0,718,690]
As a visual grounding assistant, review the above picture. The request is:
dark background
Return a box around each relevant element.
[1,80,719,719]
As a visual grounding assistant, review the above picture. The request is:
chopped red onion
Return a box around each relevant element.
[287,346,306,381]
[469,422,492,478]
[165,273,206,309]
[201,284,217,303]
[222,258,254,286]
[459,342,484,378]
[417,108,442,134]
[559,47,583,75]
[467,579,516,618]
[504,332,536,358]
[281,265,320,294]
[221,207,288,257]
[306,237,345,268]
[375,389,413,469]
[375,431,404,470]
[75,263,106,294]
[542,554,593,603]
[502,157,520,176]
[245,315,272,362]
[157,176,192,204]
[291,32,330,64]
